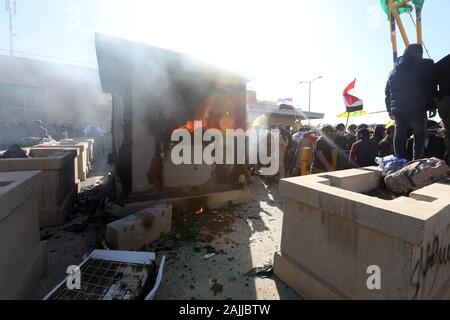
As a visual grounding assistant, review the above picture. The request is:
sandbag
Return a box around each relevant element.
[384,157,450,195]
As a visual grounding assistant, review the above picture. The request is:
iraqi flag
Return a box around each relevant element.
[343,79,364,113]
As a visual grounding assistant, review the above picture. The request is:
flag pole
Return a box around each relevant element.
[345,112,350,129]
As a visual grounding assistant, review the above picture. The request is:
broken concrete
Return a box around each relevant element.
[275,169,450,300]
[0,149,77,227]
[0,171,47,300]
[106,203,172,250]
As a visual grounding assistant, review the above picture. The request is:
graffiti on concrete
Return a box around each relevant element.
[410,229,450,299]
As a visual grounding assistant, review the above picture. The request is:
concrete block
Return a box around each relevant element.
[106,203,172,250]
[60,139,94,166]
[275,169,450,300]
[0,150,76,228]
[32,145,87,182]
[108,188,251,218]
[0,171,47,300]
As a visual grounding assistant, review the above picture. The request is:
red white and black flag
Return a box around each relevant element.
[343,79,363,113]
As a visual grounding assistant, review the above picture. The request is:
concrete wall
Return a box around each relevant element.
[0,171,47,299]
[275,169,450,300]
[0,54,111,127]
[0,150,76,227]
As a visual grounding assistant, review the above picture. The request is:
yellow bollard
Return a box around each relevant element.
[332,149,338,172]
[300,147,312,176]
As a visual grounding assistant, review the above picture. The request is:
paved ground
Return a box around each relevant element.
[154,176,301,300]
[34,163,301,300]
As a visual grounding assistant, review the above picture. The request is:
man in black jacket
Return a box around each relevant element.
[435,54,450,164]
[385,44,437,160]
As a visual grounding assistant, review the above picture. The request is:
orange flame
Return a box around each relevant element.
[196,208,205,215]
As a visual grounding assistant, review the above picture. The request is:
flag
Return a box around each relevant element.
[277,98,294,107]
[343,79,364,113]
[380,0,424,18]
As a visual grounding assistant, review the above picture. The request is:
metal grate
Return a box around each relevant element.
[47,258,154,300]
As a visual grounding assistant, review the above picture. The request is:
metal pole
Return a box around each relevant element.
[9,9,13,55]
[308,81,312,113]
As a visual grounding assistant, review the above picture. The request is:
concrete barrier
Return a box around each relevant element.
[0,150,76,228]
[0,171,47,299]
[274,168,450,300]
[106,203,172,250]
[60,139,94,166]
[32,145,87,182]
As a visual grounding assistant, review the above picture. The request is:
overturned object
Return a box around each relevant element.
[44,250,165,300]
[106,204,172,250]
[385,158,450,195]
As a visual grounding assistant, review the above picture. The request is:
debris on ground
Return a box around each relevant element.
[44,250,165,300]
[210,283,223,295]
[203,253,216,260]
[245,265,274,279]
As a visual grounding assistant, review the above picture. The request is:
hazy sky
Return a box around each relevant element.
[1,0,450,124]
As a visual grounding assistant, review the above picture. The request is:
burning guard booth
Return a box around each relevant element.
[95,34,250,213]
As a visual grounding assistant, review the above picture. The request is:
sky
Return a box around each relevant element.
[1,0,450,125]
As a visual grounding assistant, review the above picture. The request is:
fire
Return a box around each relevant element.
[173,121,207,134]
[196,208,205,215]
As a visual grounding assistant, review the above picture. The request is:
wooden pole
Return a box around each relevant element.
[416,5,423,45]
[345,112,351,129]
[392,9,410,48]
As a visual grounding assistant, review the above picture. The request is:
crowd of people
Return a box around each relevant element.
[274,44,450,179]
[276,119,448,179]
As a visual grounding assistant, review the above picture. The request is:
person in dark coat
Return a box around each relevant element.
[379,125,395,157]
[406,121,446,160]
[371,125,386,144]
[344,124,358,150]
[385,44,437,160]
[435,54,450,164]
[349,129,380,168]
[335,123,349,170]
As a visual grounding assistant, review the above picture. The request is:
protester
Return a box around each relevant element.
[344,124,358,150]
[349,128,380,168]
[406,121,446,160]
[435,54,450,164]
[371,125,386,144]
[385,44,437,160]
[379,125,395,157]
[334,123,350,170]
[278,125,290,179]
[358,124,369,131]
[292,131,316,176]
[311,125,336,174]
